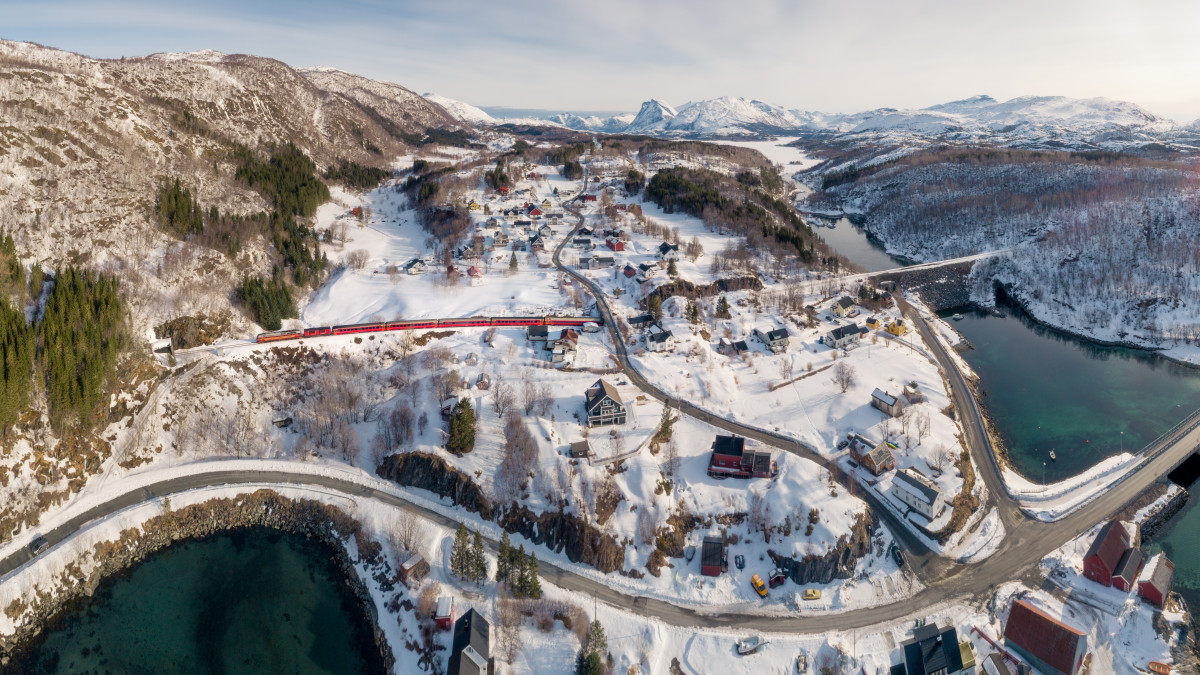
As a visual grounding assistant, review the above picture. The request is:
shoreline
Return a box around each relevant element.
[0,490,395,672]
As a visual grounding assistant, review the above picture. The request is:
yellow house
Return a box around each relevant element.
[886,319,907,336]
[541,198,552,209]
[831,296,856,318]
[467,200,481,211]
[865,316,881,330]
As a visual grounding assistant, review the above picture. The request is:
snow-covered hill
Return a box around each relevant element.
[422,92,495,125]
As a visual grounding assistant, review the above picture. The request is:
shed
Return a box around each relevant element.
[569,440,592,459]
[435,596,454,630]
[398,554,430,588]
[871,388,903,417]
[700,535,725,577]
[1083,520,1137,587]
[1138,553,1174,607]
[1003,599,1087,675]
[1112,547,1144,592]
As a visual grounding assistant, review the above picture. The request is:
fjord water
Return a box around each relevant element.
[16,528,380,674]
[944,307,1200,483]
[816,217,910,273]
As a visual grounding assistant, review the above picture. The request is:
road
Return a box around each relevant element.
[3,194,1198,635]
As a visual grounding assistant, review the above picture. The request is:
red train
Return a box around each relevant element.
[255,316,601,344]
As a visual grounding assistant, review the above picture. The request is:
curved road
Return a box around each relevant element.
[4,194,1199,635]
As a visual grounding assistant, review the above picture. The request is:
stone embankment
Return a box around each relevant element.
[872,262,974,312]
[0,490,395,672]
[769,513,876,585]
[1141,485,1191,539]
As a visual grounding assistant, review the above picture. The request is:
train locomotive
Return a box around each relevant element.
[255,316,600,344]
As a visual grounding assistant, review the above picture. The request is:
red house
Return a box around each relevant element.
[1138,554,1174,607]
[1082,520,1136,587]
[605,238,625,251]
[1111,547,1144,592]
[498,187,509,195]
[623,264,637,278]
[1003,599,1087,675]
[582,194,597,202]
[435,596,454,630]
[700,535,725,577]
[529,207,542,217]
[707,435,775,479]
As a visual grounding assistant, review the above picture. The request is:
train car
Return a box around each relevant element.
[545,316,603,327]
[331,322,386,335]
[438,317,492,328]
[386,320,439,331]
[302,326,333,338]
[490,317,545,327]
[256,329,303,344]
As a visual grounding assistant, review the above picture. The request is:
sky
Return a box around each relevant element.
[4,0,1200,122]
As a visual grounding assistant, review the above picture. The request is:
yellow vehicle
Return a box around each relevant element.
[803,588,821,601]
[751,574,768,597]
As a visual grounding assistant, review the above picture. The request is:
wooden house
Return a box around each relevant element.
[605,238,625,251]
[886,319,908,336]
[435,596,454,631]
[646,329,673,352]
[832,296,856,318]
[890,469,941,520]
[1083,520,1138,587]
[569,440,591,459]
[623,264,638,278]
[753,327,790,353]
[448,608,494,675]
[899,624,975,675]
[825,324,866,349]
[871,388,904,417]
[1003,599,1087,675]
[851,438,895,476]
[658,242,680,260]
[1112,547,1144,592]
[585,379,627,427]
[707,435,775,479]
[398,553,430,588]
[1138,553,1174,607]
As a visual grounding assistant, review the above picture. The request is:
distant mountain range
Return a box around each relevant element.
[425,92,1199,151]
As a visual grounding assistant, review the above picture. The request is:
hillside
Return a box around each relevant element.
[0,39,459,336]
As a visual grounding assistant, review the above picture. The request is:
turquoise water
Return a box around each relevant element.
[12,528,382,674]
[944,307,1200,483]
[1144,497,1200,615]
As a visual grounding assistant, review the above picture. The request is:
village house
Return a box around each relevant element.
[588,253,615,269]
[824,323,867,349]
[605,237,625,251]
[871,388,904,417]
[658,241,680,260]
[584,379,627,427]
[707,435,776,479]
[572,237,592,249]
[628,314,654,330]
[493,231,509,247]
[887,319,908,336]
[1138,553,1175,607]
[578,226,594,236]
[646,329,674,352]
[832,296,856,318]
[1112,547,1144,592]
[1083,520,1139,587]
[637,262,657,277]
[538,224,554,238]
[623,264,638,278]
[1003,599,1087,675]
[447,608,494,675]
[890,469,941,520]
[529,235,545,251]
[894,623,975,675]
[404,258,427,275]
[851,437,896,476]
[541,198,552,209]
[753,327,790,353]
[719,337,750,357]
[700,535,725,577]
[866,316,882,330]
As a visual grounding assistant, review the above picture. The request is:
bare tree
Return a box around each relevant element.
[931,444,950,472]
[831,361,856,393]
[417,411,428,436]
[778,356,794,383]
[901,407,915,450]
[393,509,423,558]
[915,409,931,445]
[663,438,680,477]
[492,377,515,418]
[346,249,370,270]
[637,508,657,546]
[397,332,416,359]
[536,383,554,417]
[522,379,538,414]
[497,599,523,664]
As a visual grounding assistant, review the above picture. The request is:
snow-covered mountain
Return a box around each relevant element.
[422,92,495,126]
[623,99,679,134]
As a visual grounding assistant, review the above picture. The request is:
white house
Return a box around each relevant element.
[890,469,942,520]
[646,330,674,352]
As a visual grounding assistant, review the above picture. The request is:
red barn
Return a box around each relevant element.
[1112,547,1144,592]
[700,535,725,577]
[1003,599,1087,675]
[583,194,597,202]
[1138,554,1174,607]
[606,238,625,251]
[1082,520,1136,587]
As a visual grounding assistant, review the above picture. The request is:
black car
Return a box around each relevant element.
[891,546,905,568]
[29,535,49,556]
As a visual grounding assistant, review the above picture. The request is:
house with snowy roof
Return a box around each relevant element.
[1003,599,1087,675]
[891,469,941,520]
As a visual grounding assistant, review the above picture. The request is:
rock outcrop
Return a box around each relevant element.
[376,451,494,520]
[769,513,875,585]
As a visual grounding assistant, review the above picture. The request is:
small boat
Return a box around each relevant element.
[796,651,808,673]
[1049,450,1057,461]
[1148,662,1170,675]
[952,313,963,321]
[737,635,769,655]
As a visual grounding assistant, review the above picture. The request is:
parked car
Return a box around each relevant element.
[734,554,745,570]
[892,546,906,568]
[802,588,821,601]
[29,535,49,556]
[750,574,768,597]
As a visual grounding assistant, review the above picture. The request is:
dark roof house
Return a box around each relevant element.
[700,535,725,577]
[585,379,627,427]
[1083,520,1137,587]
[448,608,493,675]
[1003,599,1087,675]
[899,623,969,675]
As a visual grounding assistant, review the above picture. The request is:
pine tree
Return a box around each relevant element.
[446,398,476,454]
[667,259,678,277]
[450,523,470,580]
[471,530,487,584]
[686,301,699,324]
[509,252,518,275]
[647,295,663,322]
[715,295,731,319]
[575,651,602,675]
[585,618,607,657]
[514,544,528,597]
[526,552,542,599]
[496,531,511,584]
